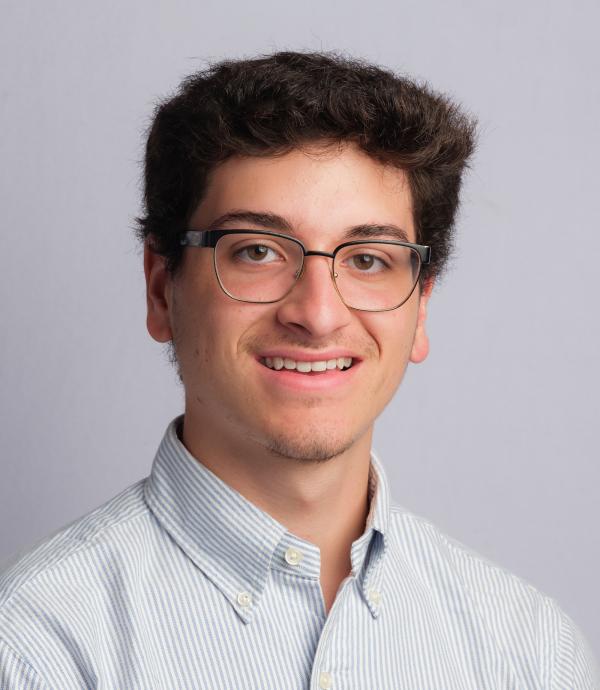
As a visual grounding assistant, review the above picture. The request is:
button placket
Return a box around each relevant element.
[310,576,354,689]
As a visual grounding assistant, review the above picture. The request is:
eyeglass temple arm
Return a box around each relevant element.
[180,231,214,247]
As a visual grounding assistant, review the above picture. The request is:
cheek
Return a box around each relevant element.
[382,335,413,384]
[178,293,268,371]
[361,303,419,358]
[360,308,419,387]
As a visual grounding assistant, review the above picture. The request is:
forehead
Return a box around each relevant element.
[190,143,416,244]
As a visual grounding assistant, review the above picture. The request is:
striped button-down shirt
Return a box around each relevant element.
[1,416,598,689]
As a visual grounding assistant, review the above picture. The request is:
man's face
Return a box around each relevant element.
[146,143,432,462]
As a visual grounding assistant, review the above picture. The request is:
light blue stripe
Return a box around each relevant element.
[1,415,598,689]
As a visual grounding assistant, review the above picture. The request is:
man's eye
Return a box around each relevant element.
[236,244,279,262]
[350,254,387,272]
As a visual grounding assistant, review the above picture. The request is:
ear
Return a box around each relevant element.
[410,278,434,364]
[144,240,174,343]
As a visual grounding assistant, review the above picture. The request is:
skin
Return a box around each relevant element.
[144,142,433,613]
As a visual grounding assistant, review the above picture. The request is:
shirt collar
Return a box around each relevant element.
[144,415,391,622]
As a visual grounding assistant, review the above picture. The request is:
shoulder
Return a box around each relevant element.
[388,503,540,601]
[0,479,157,687]
[0,478,150,610]
[387,504,599,687]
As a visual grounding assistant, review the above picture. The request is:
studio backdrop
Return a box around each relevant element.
[1,0,598,652]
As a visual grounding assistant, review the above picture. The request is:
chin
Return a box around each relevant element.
[257,424,364,464]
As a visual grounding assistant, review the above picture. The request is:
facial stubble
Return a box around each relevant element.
[167,336,370,463]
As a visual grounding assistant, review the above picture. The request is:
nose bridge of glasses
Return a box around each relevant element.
[304,249,336,259]
[295,249,337,281]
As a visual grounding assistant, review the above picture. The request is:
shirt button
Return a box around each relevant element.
[368,589,382,605]
[236,591,252,607]
[319,671,333,689]
[284,547,304,566]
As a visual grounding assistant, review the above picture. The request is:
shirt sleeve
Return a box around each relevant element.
[0,640,51,690]
[538,596,600,690]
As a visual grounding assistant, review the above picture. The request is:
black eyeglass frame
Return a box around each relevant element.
[180,229,431,312]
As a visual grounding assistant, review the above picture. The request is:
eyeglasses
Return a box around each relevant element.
[180,229,431,312]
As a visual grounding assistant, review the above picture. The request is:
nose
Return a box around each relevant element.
[275,254,353,338]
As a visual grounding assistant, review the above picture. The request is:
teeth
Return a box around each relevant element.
[262,357,354,372]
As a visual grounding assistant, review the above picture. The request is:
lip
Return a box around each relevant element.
[254,354,362,393]
[256,349,361,363]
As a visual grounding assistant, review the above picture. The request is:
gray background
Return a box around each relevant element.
[1,0,598,654]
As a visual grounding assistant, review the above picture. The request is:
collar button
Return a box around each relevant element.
[368,588,381,605]
[284,547,304,566]
[236,591,252,607]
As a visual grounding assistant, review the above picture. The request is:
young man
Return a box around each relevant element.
[1,52,597,688]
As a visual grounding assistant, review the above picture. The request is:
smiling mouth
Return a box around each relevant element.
[260,356,354,373]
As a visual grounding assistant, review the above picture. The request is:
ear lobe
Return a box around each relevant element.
[410,278,434,364]
[144,240,174,343]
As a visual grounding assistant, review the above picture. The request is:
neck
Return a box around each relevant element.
[179,410,373,610]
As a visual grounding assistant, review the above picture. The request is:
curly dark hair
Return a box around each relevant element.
[136,51,477,283]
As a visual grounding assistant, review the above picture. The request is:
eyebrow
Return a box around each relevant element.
[207,210,411,243]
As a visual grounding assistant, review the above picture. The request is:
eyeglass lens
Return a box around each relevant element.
[213,232,421,311]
